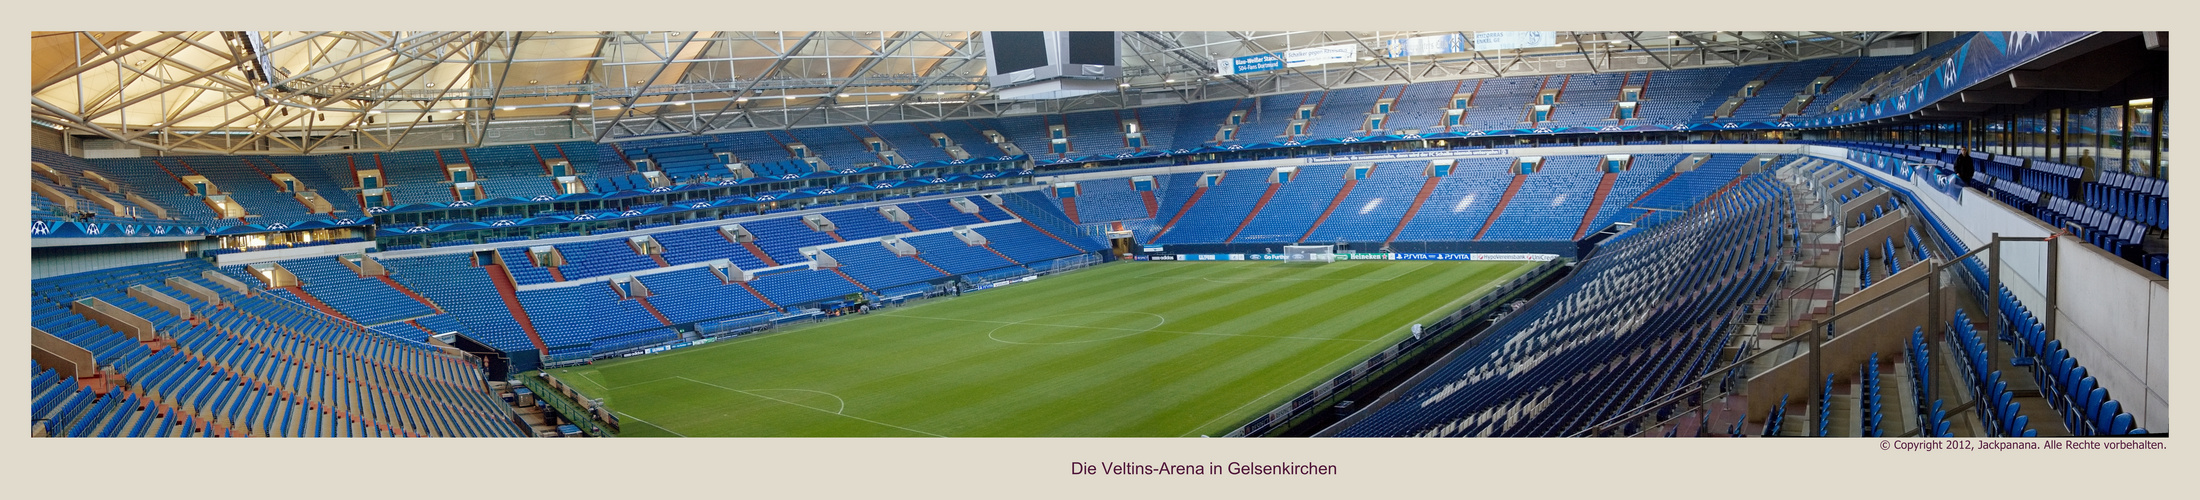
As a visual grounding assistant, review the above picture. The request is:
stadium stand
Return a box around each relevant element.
[1339,175,1790,436]
[27,31,2166,442]
[32,260,529,437]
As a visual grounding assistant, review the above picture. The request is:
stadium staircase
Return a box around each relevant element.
[741,241,781,267]
[1224,183,1283,243]
[281,286,347,320]
[481,263,551,354]
[1384,177,1443,245]
[1296,179,1357,243]
[738,281,783,312]
[981,244,1022,265]
[634,297,675,326]
[988,199,1083,252]
[1471,174,1529,240]
[1149,185,1207,242]
[1140,191,1159,218]
[1574,173,1620,240]
[913,256,951,275]
[831,268,872,292]
[1059,198,1081,224]
[1631,171,1688,206]
[375,276,445,314]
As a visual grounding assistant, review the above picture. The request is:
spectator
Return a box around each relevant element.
[1952,147,1976,189]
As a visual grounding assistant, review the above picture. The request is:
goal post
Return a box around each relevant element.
[1282,244,1336,263]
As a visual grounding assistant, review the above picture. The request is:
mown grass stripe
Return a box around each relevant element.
[583,260,1535,436]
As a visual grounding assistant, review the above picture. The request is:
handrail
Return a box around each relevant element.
[1570,241,1993,437]
[1568,268,1837,436]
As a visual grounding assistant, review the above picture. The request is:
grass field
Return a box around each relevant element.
[549,259,1537,437]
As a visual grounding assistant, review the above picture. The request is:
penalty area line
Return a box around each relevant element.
[674,376,948,437]
[615,411,687,437]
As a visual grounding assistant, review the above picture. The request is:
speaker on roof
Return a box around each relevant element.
[982,31,1121,100]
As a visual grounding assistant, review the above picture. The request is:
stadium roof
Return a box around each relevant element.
[30,30,1920,154]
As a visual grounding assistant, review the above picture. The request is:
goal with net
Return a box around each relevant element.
[1282,244,1336,263]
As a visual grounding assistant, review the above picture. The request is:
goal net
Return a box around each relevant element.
[1282,245,1337,263]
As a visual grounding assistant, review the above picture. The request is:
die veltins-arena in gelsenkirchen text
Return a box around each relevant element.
[27,30,2167,439]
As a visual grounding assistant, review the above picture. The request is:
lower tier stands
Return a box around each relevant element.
[1340,175,1792,436]
[30,259,528,437]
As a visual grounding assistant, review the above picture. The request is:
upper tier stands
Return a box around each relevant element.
[31,148,170,225]
[35,53,1923,234]
[1125,154,1753,246]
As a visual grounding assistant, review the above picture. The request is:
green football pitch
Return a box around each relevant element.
[546,259,1537,437]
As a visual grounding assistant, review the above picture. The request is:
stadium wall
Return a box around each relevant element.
[30,241,191,280]
[1148,241,1578,258]
[213,240,380,267]
[1807,146,2168,431]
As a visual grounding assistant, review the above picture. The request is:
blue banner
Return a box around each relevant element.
[31,219,210,238]
[1806,31,2095,128]
[1216,53,1285,76]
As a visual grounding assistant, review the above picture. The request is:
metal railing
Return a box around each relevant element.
[1570,227,2051,437]
[520,373,614,437]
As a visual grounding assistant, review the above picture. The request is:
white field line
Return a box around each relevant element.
[674,376,947,437]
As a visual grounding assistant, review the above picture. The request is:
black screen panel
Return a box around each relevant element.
[990,31,1049,74]
[1066,31,1116,66]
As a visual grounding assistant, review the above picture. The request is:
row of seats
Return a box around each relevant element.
[2087,171,2167,230]
[1137,155,1752,246]
[1339,175,1791,437]
[1994,285,2149,436]
[23,48,1938,234]
[2036,197,2153,262]
[1945,310,2039,437]
[30,259,527,438]
[1824,141,2167,278]
[1859,353,1886,437]
[1825,156,2159,437]
[357,193,1089,358]
[270,257,436,326]
[1907,328,1955,438]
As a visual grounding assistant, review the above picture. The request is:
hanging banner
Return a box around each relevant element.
[1285,45,1357,68]
[1386,34,1468,58]
[1472,31,1559,51]
[1215,53,1285,76]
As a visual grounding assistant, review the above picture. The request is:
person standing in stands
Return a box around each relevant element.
[1952,147,1976,190]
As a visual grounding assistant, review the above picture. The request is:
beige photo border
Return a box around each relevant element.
[5,2,2191,496]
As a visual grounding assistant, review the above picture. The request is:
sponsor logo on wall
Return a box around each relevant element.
[1469,253,1560,262]
[1392,253,1477,261]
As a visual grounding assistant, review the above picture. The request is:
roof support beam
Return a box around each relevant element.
[692,31,817,134]
[592,31,702,141]
[35,31,188,93]
[784,31,920,129]
[1229,31,1331,92]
